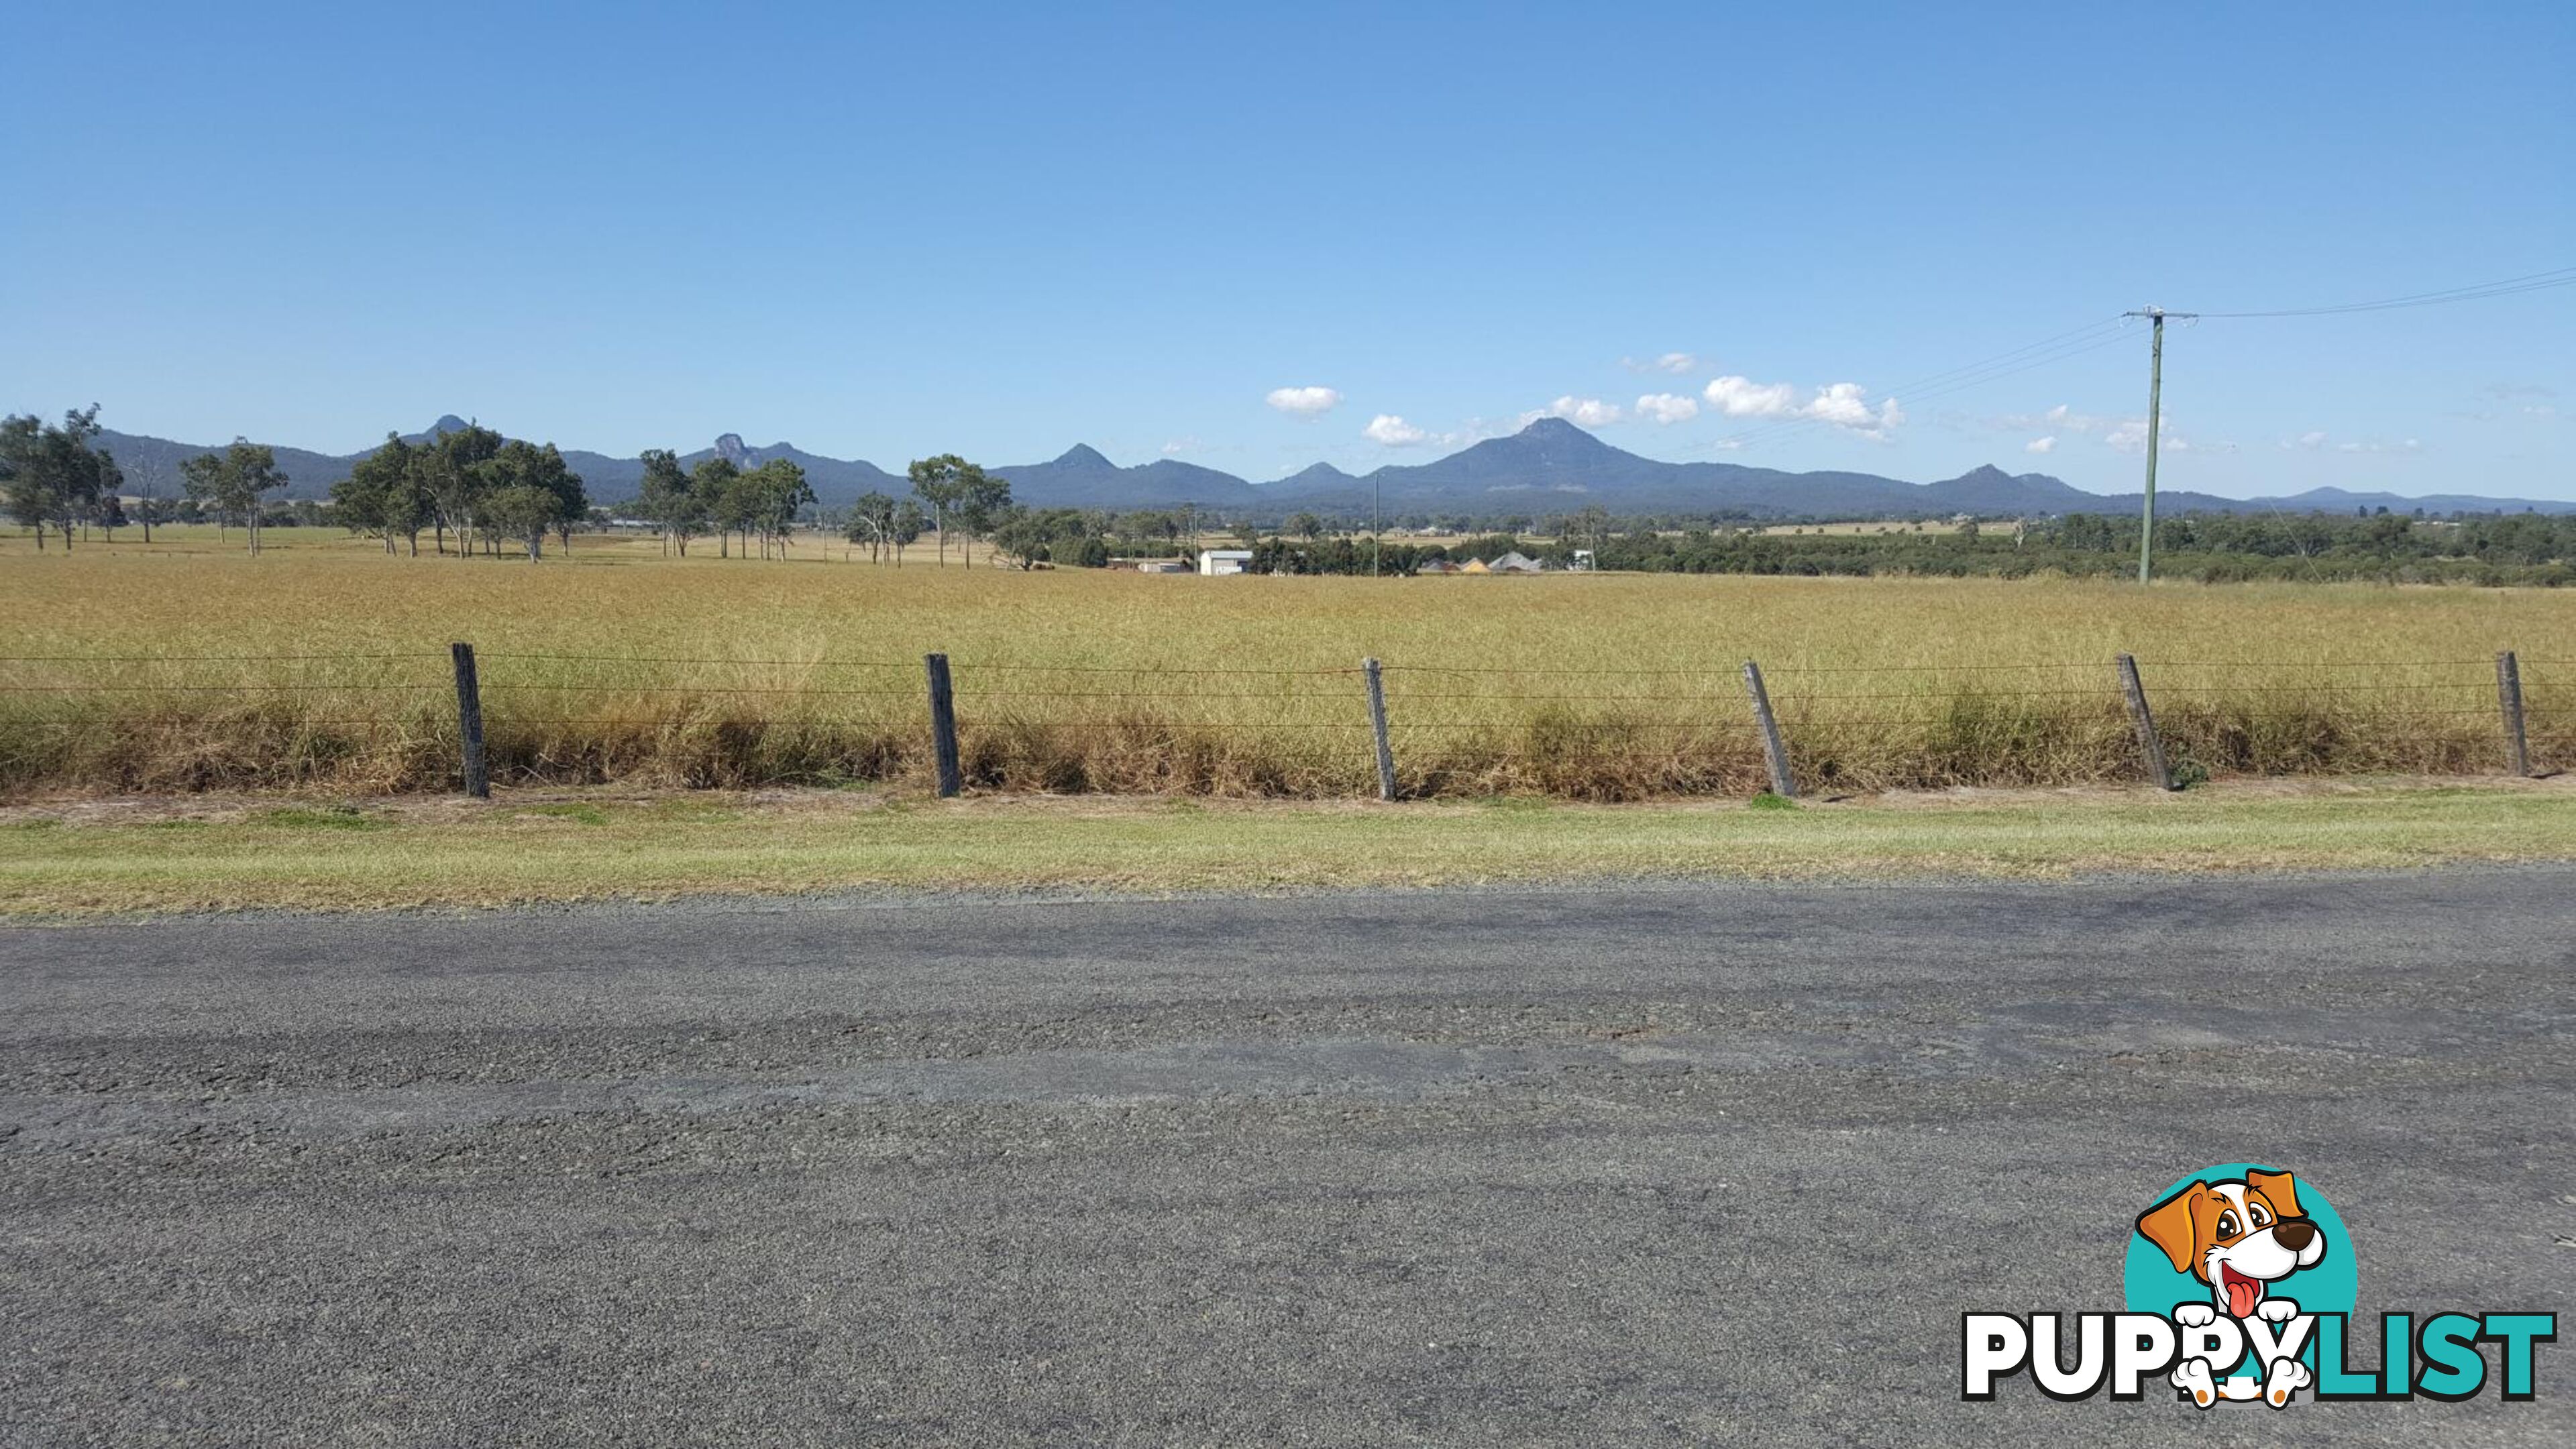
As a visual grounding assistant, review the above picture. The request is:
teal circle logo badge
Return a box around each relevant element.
[2125,1163,2357,1403]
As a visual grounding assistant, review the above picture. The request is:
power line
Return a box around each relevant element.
[1862,316,2131,395]
[1713,317,2135,451]
[2198,265,2576,318]
[1701,266,2569,460]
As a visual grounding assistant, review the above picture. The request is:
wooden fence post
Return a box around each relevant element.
[1741,659,1796,799]
[2116,653,2176,791]
[1363,657,1397,802]
[2497,651,2530,778]
[450,641,489,800]
[924,652,962,798]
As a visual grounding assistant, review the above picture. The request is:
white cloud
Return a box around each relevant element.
[1703,375,1904,438]
[1532,395,1627,428]
[1634,392,1701,425]
[1623,352,1701,374]
[1802,382,1904,439]
[1362,414,1431,447]
[1707,438,1747,451]
[2024,436,2057,454]
[1265,386,1342,418]
[2294,429,2328,449]
[2042,403,2110,434]
[2012,401,2255,454]
[2333,437,2424,455]
[1161,437,1197,457]
[1703,376,1799,418]
[1998,404,2111,435]
[2103,416,2235,455]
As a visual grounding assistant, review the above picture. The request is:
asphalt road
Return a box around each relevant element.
[3,871,2571,1446]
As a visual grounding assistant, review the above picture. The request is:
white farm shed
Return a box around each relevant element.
[1198,549,1254,576]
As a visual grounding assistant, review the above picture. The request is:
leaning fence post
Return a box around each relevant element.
[2116,653,2176,791]
[449,641,489,800]
[2497,651,2531,778]
[1741,659,1796,799]
[924,652,963,798]
[1363,657,1397,801]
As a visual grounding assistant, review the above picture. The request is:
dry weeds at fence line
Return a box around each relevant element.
[0,647,2561,798]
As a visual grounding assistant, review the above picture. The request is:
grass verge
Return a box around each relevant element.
[2,777,2570,916]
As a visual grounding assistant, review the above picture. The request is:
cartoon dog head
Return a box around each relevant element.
[2135,1168,2326,1319]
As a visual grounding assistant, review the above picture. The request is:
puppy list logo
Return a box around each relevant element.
[1962,1163,2555,1410]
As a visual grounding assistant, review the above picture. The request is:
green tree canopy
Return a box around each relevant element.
[331,434,433,554]
[481,440,588,557]
[636,448,706,555]
[908,454,1003,566]
[0,405,110,550]
[180,438,289,554]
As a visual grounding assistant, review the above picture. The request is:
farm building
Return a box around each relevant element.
[1197,548,1254,576]
[1485,551,1545,574]
[1415,558,1463,575]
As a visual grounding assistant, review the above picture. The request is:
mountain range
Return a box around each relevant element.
[88,415,2576,519]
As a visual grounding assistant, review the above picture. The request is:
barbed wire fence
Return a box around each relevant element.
[0,646,2559,798]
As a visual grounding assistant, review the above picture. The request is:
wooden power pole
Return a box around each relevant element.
[2123,306,2195,583]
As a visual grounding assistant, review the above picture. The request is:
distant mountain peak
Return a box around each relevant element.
[425,414,470,436]
[1273,461,1357,486]
[713,433,752,464]
[1961,463,2012,482]
[1494,417,1623,459]
[1053,443,1112,468]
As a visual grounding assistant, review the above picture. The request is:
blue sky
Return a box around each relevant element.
[4,1,2569,498]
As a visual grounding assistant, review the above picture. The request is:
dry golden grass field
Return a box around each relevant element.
[3,525,2570,798]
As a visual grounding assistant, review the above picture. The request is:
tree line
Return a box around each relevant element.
[3,406,299,553]
[626,449,816,559]
[15,405,2570,585]
[1,407,123,549]
[1570,513,2575,586]
[330,425,590,558]
[1223,512,2573,586]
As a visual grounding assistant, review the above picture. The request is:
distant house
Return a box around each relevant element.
[1485,551,1545,574]
[1132,558,1189,574]
[1415,557,1463,575]
[1198,548,1254,576]
[1459,557,1491,575]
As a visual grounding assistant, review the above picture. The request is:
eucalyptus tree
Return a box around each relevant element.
[689,456,741,557]
[333,434,430,553]
[482,439,588,557]
[418,423,504,555]
[908,453,1004,566]
[730,458,812,558]
[950,467,1014,566]
[180,439,288,554]
[846,489,896,563]
[636,448,699,555]
[0,405,109,550]
[890,500,926,566]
